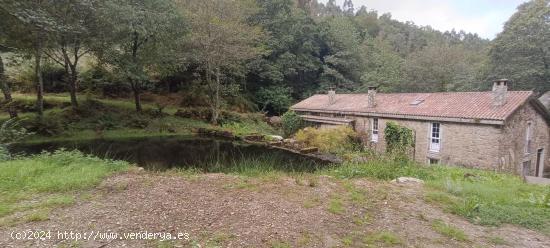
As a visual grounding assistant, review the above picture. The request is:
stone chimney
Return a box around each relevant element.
[367,86,377,108]
[492,79,508,106]
[328,87,336,105]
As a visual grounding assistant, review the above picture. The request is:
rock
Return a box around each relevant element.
[300,147,318,154]
[244,134,264,142]
[267,135,284,141]
[268,141,282,146]
[391,177,424,184]
[268,116,282,126]
[283,138,296,144]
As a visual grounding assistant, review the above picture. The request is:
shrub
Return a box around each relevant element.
[294,126,359,154]
[384,121,414,157]
[0,119,32,161]
[22,117,64,136]
[281,111,303,137]
[175,107,265,125]
[256,86,293,115]
[0,119,31,144]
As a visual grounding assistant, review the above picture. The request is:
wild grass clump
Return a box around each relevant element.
[431,219,469,241]
[426,168,550,232]
[0,149,129,220]
[294,126,361,154]
[328,156,550,233]
[327,157,432,181]
[199,153,320,177]
[221,119,279,136]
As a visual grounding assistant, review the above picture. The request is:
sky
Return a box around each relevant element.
[319,0,527,39]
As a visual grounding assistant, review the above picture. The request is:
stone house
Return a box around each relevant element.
[291,80,550,177]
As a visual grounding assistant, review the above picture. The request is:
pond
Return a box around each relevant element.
[9,136,326,172]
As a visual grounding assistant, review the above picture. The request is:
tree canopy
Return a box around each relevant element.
[0,0,548,118]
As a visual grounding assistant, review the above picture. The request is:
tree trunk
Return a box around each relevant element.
[205,61,218,125]
[131,81,142,113]
[0,54,17,118]
[68,65,78,109]
[34,33,44,117]
[211,67,221,125]
[130,31,142,113]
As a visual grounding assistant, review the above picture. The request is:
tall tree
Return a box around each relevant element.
[0,13,20,119]
[319,16,364,91]
[404,44,482,92]
[360,38,404,92]
[0,0,58,117]
[250,0,322,100]
[43,0,101,109]
[0,52,17,118]
[488,0,550,93]
[102,0,184,112]
[342,0,354,16]
[180,0,264,124]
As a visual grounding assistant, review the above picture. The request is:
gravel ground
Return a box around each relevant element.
[1,170,549,247]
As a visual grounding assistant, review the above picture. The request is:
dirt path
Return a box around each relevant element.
[1,171,549,247]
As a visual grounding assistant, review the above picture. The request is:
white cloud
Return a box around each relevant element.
[320,0,525,39]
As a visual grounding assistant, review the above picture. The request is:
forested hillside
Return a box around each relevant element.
[0,0,548,118]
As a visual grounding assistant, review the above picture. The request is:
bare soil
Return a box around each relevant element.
[1,170,549,248]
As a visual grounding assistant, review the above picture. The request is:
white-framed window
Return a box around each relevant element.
[371,118,379,142]
[429,122,441,152]
[525,122,532,154]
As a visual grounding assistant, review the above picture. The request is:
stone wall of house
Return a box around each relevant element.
[352,116,503,169]
[301,105,550,175]
[500,103,550,176]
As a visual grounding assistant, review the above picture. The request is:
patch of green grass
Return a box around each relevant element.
[352,213,371,226]
[293,174,318,187]
[343,181,368,205]
[297,232,313,247]
[303,197,322,209]
[25,209,51,222]
[487,236,509,246]
[364,231,403,246]
[431,219,469,241]
[42,195,75,207]
[326,157,550,233]
[206,232,235,247]
[202,153,319,177]
[326,158,432,181]
[271,241,291,248]
[0,150,129,222]
[223,178,259,191]
[328,196,345,214]
[222,120,279,136]
[341,235,353,246]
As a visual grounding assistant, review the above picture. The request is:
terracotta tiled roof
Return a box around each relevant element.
[291,91,534,122]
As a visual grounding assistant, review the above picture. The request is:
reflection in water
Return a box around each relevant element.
[11,136,325,172]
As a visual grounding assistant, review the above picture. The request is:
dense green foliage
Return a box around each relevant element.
[488,0,550,93]
[0,118,30,160]
[1,0,548,119]
[281,110,303,136]
[0,94,277,142]
[384,121,414,155]
[294,126,360,154]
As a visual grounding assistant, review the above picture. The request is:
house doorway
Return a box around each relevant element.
[536,148,544,177]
